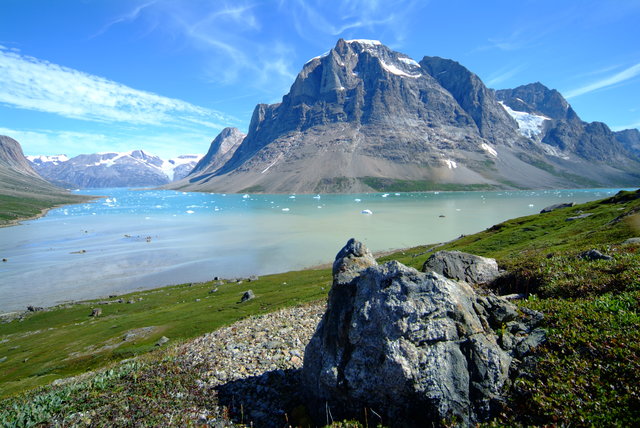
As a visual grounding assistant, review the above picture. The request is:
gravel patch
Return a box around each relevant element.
[176,301,326,427]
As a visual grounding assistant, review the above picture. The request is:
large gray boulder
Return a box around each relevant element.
[422,250,500,284]
[303,240,544,427]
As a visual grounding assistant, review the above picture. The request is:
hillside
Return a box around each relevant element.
[0,136,89,226]
[170,39,640,193]
[1,189,638,426]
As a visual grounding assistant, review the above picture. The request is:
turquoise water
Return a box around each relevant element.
[0,188,624,312]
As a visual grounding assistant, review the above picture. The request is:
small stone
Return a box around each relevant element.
[90,308,102,317]
[27,305,43,312]
[2,258,7,262]
[623,237,640,244]
[155,336,169,346]
[241,290,255,302]
[579,249,613,261]
[209,288,219,294]
[127,300,135,304]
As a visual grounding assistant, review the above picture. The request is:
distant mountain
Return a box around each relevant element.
[169,39,639,193]
[173,127,245,186]
[28,151,203,188]
[0,136,86,224]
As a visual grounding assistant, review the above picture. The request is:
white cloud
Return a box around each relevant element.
[565,63,640,99]
[0,46,232,128]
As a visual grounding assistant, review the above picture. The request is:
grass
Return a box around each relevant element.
[1,189,639,426]
[0,269,331,398]
[0,194,91,226]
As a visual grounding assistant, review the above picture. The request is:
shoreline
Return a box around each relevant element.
[0,193,99,229]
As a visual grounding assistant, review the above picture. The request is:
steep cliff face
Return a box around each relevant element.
[0,135,42,178]
[174,40,639,193]
[186,127,245,179]
[0,135,77,203]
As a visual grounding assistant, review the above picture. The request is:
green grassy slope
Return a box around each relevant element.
[1,190,639,426]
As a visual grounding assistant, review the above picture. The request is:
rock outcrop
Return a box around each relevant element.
[540,202,574,213]
[422,250,500,284]
[303,239,545,427]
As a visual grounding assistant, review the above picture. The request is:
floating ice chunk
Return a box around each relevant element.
[382,193,389,197]
[354,198,362,202]
[289,195,296,199]
[361,209,373,215]
[186,210,194,214]
[456,208,461,211]
[282,208,290,212]
[155,205,162,208]
[317,206,322,209]
[395,193,401,196]
[242,194,250,199]
[145,216,151,220]
[313,194,321,199]
[529,204,535,207]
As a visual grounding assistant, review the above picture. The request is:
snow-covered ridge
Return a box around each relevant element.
[499,102,550,139]
[26,154,69,165]
[346,39,382,46]
[28,150,203,181]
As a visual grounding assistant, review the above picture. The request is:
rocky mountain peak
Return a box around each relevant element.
[496,82,578,121]
[187,127,246,178]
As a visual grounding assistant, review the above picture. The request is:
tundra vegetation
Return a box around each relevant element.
[1,190,639,426]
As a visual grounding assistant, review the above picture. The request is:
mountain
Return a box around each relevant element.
[28,151,203,188]
[615,128,640,157]
[183,127,245,180]
[0,136,87,224]
[169,39,640,193]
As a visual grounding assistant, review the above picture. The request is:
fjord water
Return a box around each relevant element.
[0,188,623,312]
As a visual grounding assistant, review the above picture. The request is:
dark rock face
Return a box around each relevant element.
[422,250,500,284]
[303,240,545,427]
[540,202,575,213]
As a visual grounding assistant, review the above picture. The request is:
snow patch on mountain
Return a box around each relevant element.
[346,39,382,46]
[398,57,420,67]
[481,143,498,157]
[499,102,549,139]
[27,154,69,165]
[379,60,421,78]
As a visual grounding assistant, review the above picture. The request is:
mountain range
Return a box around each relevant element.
[28,151,203,188]
[169,39,640,193]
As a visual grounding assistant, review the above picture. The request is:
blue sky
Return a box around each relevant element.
[1,0,639,159]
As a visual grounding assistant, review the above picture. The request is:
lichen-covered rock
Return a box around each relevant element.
[422,250,500,284]
[540,202,574,213]
[303,240,544,427]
